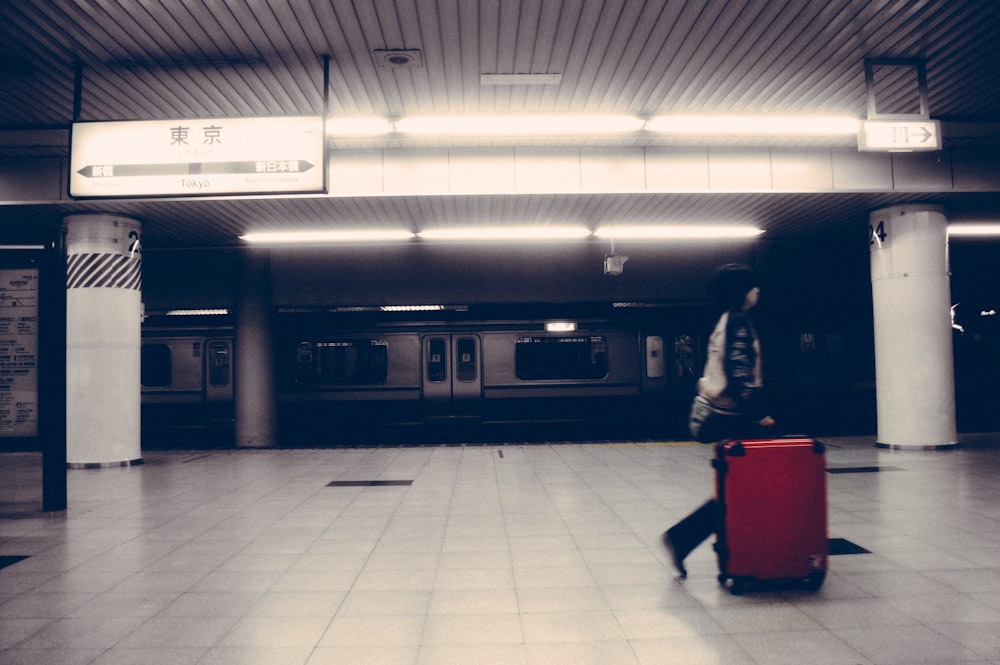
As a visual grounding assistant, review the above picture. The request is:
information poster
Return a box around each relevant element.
[0,268,38,436]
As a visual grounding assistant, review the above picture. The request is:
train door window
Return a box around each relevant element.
[455,337,478,382]
[206,341,230,387]
[645,336,665,378]
[141,343,172,387]
[515,336,608,380]
[673,335,696,379]
[427,338,447,382]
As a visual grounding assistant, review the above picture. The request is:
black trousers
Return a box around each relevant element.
[665,498,717,562]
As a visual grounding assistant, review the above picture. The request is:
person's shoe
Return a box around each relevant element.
[662,530,687,578]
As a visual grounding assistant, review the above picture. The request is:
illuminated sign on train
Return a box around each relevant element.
[70,116,325,197]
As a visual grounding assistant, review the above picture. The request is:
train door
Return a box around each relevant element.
[203,338,233,423]
[421,334,482,420]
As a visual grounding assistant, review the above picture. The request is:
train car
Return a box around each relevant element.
[271,304,706,444]
[139,301,889,447]
[139,303,709,446]
[140,318,235,447]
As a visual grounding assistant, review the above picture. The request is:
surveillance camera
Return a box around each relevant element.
[604,253,628,276]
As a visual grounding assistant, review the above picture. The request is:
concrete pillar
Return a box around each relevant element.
[234,249,276,448]
[64,214,143,467]
[869,204,958,450]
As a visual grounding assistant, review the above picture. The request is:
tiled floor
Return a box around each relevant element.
[3,435,1000,664]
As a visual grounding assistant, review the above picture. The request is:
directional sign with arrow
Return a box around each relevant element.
[858,119,942,152]
[70,116,325,197]
[76,160,315,178]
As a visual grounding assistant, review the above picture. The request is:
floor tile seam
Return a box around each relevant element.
[923,620,1000,660]
[15,533,205,597]
[316,447,444,638]
[728,626,882,665]
[81,569,225,654]
[546,443,676,576]
[518,445,651,626]
[502,445,591,624]
[826,622,989,663]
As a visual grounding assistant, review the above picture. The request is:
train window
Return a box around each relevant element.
[206,341,230,387]
[295,339,388,385]
[141,343,172,387]
[455,337,478,382]
[515,336,608,380]
[427,338,447,382]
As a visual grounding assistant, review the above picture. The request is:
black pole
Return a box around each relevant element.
[322,54,330,194]
[41,229,67,511]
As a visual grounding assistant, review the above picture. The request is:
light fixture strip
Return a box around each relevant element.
[326,113,863,138]
[417,226,592,241]
[947,224,1000,237]
[241,230,416,244]
[593,225,763,240]
[241,225,766,244]
[645,115,860,136]
[164,308,230,316]
[394,114,645,136]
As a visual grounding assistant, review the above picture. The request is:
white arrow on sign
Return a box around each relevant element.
[858,119,942,152]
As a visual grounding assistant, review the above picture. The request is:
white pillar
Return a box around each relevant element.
[64,214,143,467]
[869,204,958,450]
[234,250,276,448]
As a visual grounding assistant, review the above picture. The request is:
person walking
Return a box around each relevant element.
[663,263,775,578]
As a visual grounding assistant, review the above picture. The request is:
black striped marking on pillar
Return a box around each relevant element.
[66,253,142,290]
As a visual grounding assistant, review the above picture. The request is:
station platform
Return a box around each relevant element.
[3,434,1000,664]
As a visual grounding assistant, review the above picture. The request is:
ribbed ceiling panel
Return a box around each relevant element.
[1,1,999,249]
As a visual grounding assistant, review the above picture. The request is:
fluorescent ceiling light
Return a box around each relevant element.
[545,321,578,332]
[164,309,230,316]
[241,230,415,243]
[594,225,764,240]
[948,224,1000,237]
[396,114,644,136]
[646,115,859,136]
[418,225,592,241]
[326,117,395,136]
[381,305,444,312]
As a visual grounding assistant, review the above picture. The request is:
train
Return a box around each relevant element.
[139,300,898,447]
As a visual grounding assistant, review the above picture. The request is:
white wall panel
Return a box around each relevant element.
[644,148,710,191]
[449,149,516,193]
[580,148,646,192]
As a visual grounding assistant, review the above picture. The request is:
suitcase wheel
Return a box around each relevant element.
[718,571,825,595]
[804,570,826,591]
[718,574,748,595]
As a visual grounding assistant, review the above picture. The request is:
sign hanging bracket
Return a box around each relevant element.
[859,58,941,151]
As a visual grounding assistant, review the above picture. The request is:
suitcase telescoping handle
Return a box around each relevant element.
[710,438,825,472]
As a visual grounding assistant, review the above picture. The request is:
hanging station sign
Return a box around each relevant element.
[70,116,325,197]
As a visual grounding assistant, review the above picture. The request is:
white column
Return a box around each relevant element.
[64,214,143,467]
[869,204,958,450]
[234,250,276,448]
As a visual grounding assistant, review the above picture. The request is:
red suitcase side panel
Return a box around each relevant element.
[716,438,827,583]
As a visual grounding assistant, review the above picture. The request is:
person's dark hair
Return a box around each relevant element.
[710,263,758,310]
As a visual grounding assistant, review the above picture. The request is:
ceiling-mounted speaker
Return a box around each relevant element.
[373,49,423,69]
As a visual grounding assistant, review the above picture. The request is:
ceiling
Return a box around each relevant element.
[2,0,1000,249]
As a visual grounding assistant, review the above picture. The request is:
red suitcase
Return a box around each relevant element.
[712,437,828,594]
